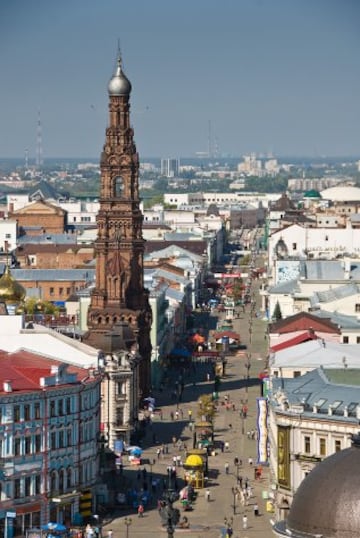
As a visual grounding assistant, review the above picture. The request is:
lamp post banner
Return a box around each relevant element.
[256,397,269,465]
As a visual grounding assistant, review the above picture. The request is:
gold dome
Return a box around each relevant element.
[0,266,26,305]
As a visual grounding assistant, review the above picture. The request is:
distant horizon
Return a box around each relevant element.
[1,154,360,164]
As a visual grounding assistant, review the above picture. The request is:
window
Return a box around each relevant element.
[34,402,41,419]
[66,398,71,414]
[14,479,21,499]
[14,438,21,456]
[25,476,31,496]
[59,431,64,449]
[67,428,72,447]
[292,243,297,250]
[319,437,327,457]
[66,287,71,295]
[357,336,360,344]
[335,439,341,452]
[35,475,41,494]
[67,467,72,488]
[14,405,20,422]
[35,434,41,453]
[325,235,328,241]
[117,382,126,396]
[355,304,360,313]
[58,400,64,416]
[59,287,63,296]
[24,404,30,421]
[25,437,31,454]
[343,336,349,344]
[304,436,311,454]
[50,401,56,417]
[51,432,56,450]
[293,371,301,378]
[5,234,11,239]
[114,176,124,197]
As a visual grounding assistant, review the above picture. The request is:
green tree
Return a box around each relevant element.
[231,278,243,302]
[197,394,216,423]
[273,301,283,321]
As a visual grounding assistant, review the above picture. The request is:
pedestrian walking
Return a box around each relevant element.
[254,503,259,516]
[225,462,229,474]
[157,448,161,459]
[138,504,144,517]
[175,410,179,420]
[205,488,211,501]
[220,441,225,453]
[225,441,230,451]
[107,530,113,538]
[242,515,248,529]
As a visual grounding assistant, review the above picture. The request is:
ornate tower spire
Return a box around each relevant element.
[84,54,152,397]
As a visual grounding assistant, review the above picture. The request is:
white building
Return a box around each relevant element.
[268,367,360,520]
[0,219,17,252]
[268,223,360,275]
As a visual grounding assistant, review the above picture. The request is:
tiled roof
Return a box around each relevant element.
[16,244,84,254]
[18,234,78,245]
[268,279,300,294]
[302,260,345,280]
[272,368,360,414]
[0,349,86,393]
[145,240,207,257]
[11,269,95,281]
[272,339,360,369]
[271,331,319,352]
[269,311,340,334]
[314,310,360,330]
[311,282,360,305]
[153,268,190,285]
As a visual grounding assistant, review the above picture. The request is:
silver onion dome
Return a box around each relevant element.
[108,55,132,96]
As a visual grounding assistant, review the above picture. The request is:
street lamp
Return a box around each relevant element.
[124,517,132,538]
[231,487,237,515]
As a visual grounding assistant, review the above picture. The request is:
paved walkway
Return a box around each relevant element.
[102,267,273,538]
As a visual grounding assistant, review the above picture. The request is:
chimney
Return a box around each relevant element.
[328,405,333,416]
[3,380,12,393]
[344,406,348,418]
[313,404,318,414]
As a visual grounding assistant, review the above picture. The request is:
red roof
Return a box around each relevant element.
[0,349,89,394]
[214,331,240,341]
[270,331,318,352]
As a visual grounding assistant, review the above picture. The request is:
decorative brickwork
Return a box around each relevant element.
[84,57,152,397]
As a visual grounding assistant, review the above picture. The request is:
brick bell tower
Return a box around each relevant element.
[84,54,152,397]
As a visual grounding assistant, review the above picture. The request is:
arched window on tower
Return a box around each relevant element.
[114,176,124,197]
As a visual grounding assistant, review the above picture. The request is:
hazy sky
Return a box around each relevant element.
[1,0,360,159]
